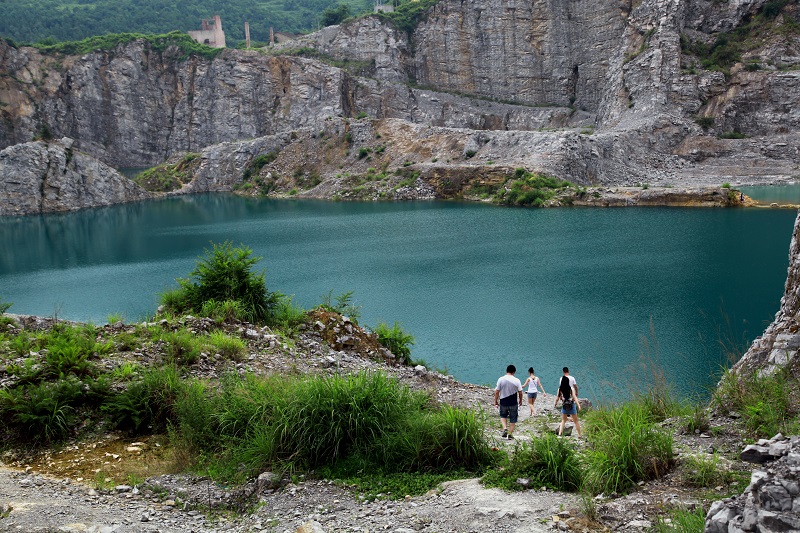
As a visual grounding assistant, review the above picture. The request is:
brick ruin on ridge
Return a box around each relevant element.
[188,15,226,48]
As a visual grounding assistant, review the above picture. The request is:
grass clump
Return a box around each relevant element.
[102,365,184,435]
[583,400,674,494]
[160,241,278,324]
[482,434,583,492]
[653,505,706,533]
[207,331,246,361]
[175,371,493,483]
[681,452,737,488]
[713,366,800,438]
[374,321,414,362]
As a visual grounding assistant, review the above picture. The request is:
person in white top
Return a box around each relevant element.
[554,366,582,438]
[493,364,523,440]
[522,367,546,416]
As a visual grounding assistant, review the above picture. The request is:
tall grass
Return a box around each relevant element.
[102,365,185,435]
[713,366,799,438]
[482,433,583,492]
[170,371,493,482]
[583,401,673,494]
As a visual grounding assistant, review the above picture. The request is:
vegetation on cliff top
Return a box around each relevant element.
[32,32,223,60]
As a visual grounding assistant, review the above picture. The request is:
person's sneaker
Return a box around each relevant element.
[501,429,508,438]
[507,434,515,440]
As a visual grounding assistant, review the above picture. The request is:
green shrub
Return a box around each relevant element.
[161,242,278,324]
[33,32,222,61]
[721,182,731,188]
[375,321,415,361]
[482,433,583,492]
[0,297,11,314]
[719,132,747,139]
[583,401,674,494]
[464,150,477,158]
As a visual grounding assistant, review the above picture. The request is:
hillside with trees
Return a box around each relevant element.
[0,0,375,45]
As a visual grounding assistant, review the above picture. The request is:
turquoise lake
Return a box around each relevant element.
[0,195,796,400]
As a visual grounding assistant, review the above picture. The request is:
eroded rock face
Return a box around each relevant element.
[0,138,150,216]
[733,211,800,376]
[705,434,800,533]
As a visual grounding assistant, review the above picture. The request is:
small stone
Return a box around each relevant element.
[114,485,132,493]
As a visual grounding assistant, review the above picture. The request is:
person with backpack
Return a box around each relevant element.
[494,364,523,440]
[522,367,546,416]
[555,366,582,438]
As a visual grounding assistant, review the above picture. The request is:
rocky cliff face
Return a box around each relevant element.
[0,0,798,212]
[0,138,151,216]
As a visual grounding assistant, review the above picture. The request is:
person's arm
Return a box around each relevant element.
[494,389,500,406]
[518,389,523,406]
[538,377,546,395]
[522,377,532,388]
[572,386,581,410]
[554,390,560,407]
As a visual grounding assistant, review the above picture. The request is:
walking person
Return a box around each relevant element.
[494,364,523,440]
[522,367,546,416]
[555,367,582,438]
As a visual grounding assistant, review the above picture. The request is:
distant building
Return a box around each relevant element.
[188,15,226,48]
[374,3,395,13]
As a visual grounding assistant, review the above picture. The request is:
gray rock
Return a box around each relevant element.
[740,444,773,464]
[257,471,282,493]
[294,521,326,533]
[0,139,150,216]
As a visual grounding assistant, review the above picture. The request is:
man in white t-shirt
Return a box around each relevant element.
[493,364,523,440]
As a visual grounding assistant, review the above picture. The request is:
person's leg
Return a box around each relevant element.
[558,412,567,436]
[531,394,537,416]
[499,405,509,437]
[528,394,534,415]
[571,413,582,437]
[508,405,518,437]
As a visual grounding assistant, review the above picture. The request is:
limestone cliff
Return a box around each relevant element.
[0,0,799,211]
[0,138,151,216]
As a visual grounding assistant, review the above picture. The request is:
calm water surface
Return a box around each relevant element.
[0,195,795,400]
[740,183,800,204]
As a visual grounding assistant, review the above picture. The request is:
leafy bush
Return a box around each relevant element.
[271,294,307,332]
[583,401,674,494]
[161,242,278,324]
[482,434,583,492]
[320,4,352,27]
[375,321,415,361]
[242,151,279,182]
[0,297,11,314]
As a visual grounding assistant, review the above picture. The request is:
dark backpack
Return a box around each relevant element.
[560,376,574,410]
